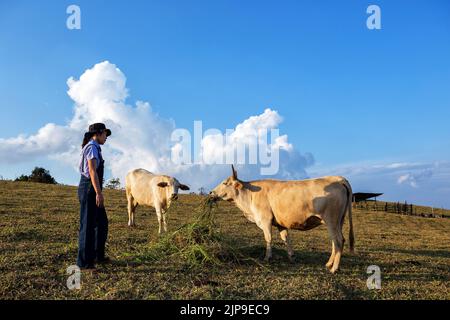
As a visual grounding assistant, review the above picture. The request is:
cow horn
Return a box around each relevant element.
[231,164,237,179]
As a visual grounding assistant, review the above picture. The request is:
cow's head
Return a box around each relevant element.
[210,165,243,202]
[157,177,190,201]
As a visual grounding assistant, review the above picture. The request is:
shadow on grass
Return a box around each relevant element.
[234,244,367,268]
[376,248,450,259]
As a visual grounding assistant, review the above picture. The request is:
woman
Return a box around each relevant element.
[77,123,111,269]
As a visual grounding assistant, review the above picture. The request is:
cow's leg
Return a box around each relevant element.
[155,206,163,235]
[330,229,344,274]
[127,192,136,227]
[161,209,168,233]
[261,222,272,262]
[127,204,132,227]
[326,241,335,269]
[326,201,348,273]
[325,223,344,274]
[131,203,138,227]
[278,227,294,262]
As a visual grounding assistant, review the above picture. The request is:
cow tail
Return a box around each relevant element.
[342,179,355,252]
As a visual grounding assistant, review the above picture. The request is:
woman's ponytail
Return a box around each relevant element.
[81,132,92,148]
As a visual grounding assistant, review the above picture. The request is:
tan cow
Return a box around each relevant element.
[125,169,190,234]
[210,165,354,273]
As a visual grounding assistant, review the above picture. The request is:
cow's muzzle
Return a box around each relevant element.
[208,192,220,202]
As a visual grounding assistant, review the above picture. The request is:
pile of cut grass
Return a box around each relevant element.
[134,197,266,270]
[135,197,236,268]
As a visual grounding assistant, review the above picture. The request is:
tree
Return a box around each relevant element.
[15,175,29,182]
[15,167,57,184]
[105,178,121,190]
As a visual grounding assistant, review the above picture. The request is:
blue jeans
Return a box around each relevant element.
[77,175,108,267]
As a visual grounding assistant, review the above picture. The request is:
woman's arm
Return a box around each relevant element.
[88,158,104,208]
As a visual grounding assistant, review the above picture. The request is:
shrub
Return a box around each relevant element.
[15,167,57,184]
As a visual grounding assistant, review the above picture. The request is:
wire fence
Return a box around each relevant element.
[353,201,450,219]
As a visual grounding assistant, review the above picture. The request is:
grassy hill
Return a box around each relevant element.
[0,180,449,299]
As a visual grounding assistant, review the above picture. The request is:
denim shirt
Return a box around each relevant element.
[79,139,102,178]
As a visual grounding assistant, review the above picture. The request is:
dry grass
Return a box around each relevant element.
[0,180,449,299]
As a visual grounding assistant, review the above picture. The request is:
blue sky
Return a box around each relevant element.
[0,1,449,207]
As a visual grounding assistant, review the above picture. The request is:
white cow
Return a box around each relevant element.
[125,169,190,234]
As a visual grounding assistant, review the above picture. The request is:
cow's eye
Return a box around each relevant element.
[223,183,227,185]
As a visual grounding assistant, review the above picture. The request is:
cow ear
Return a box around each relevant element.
[234,181,243,190]
[179,184,190,191]
[157,182,168,188]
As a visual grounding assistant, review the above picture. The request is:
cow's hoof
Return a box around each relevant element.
[329,267,339,274]
[288,255,295,263]
[325,261,333,269]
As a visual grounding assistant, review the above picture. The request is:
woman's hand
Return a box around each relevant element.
[96,192,104,208]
